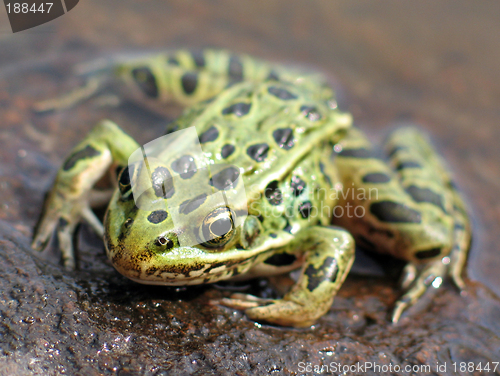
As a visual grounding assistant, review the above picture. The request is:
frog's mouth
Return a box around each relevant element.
[105,235,256,286]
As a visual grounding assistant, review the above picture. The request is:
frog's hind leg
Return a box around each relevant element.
[332,126,471,322]
[220,227,355,327]
[385,127,472,321]
[115,49,334,108]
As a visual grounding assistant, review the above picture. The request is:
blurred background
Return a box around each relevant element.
[1,1,499,374]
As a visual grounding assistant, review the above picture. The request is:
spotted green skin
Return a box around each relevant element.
[32,49,471,327]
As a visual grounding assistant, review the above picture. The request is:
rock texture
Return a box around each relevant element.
[1,1,499,375]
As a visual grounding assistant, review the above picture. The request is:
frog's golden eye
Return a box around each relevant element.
[131,67,159,98]
[201,207,235,248]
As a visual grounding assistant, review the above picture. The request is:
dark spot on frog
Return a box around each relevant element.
[283,221,293,233]
[415,247,442,260]
[298,201,313,219]
[147,210,168,224]
[231,269,240,277]
[209,166,240,190]
[272,128,294,150]
[290,175,306,197]
[267,70,279,81]
[242,216,261,248]
[171,155,196,179]
[405,185,447,213]
[370,201,422,223]
[300,105,322,121]
[264,253,297,267]
[305,256,339,291]
[58,217,69,229]
[387,145,407,158]
[63,145,100,171]
[152,167,175,199]
[228,55,244,82]
[145,266,159,276]
[367,224,395,239]
[132,67,158,98]
[179,193,207,215]
[167,56,179,66]
[221,144,235,159]
[268,86,298,100]
[199,126,219,144]
[338,148,375,159]
[362,172,392,184]
[319,162,333,187]
[222,102,252,117]
[164,123,179,135]
[246,143,269,162]
[396,161,422,170]
[181,72,198,95]
[118,165,134,194]
[265,180,283,206]
[269,233,277,238]
[192,51,205,67]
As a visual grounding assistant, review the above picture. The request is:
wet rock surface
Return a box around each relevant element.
[1,1,500,375]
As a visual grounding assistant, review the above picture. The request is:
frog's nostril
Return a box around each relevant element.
[156,236,174,249]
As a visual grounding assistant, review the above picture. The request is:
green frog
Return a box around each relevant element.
[32,49,471,327]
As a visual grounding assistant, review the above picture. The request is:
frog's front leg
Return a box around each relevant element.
[220,227,355,327]
[32,120,139,269]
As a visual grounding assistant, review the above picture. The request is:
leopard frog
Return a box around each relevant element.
[32,49,471,327]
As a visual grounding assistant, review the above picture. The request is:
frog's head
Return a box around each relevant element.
[104,159,263,286]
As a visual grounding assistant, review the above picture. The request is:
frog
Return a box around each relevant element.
[32,49,471,327]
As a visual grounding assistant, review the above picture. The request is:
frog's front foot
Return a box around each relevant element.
[32,120,139,269]
[32,190,103,269]
[219,227,355,327]
[220,293,323,327]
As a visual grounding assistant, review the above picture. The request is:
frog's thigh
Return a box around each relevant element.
[383,127,471,321]
[32,120,140,268]
[245,226,354,327]
[333,127,470,321]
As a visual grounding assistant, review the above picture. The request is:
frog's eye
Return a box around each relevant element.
[200,207,235,248]
[131,67,159,98]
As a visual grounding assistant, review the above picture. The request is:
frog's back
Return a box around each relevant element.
[166,79,352,194]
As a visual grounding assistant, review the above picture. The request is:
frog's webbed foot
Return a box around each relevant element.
[32,188,105,269]
[219,293,325,328]
[219,227,355,327]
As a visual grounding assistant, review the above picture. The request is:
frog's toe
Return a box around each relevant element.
[218,294,319,327]
[392,259,447,323]
[245,300,317,328]
[55,220,78,270]
[218,293,274,310]
[32,217,57,252]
